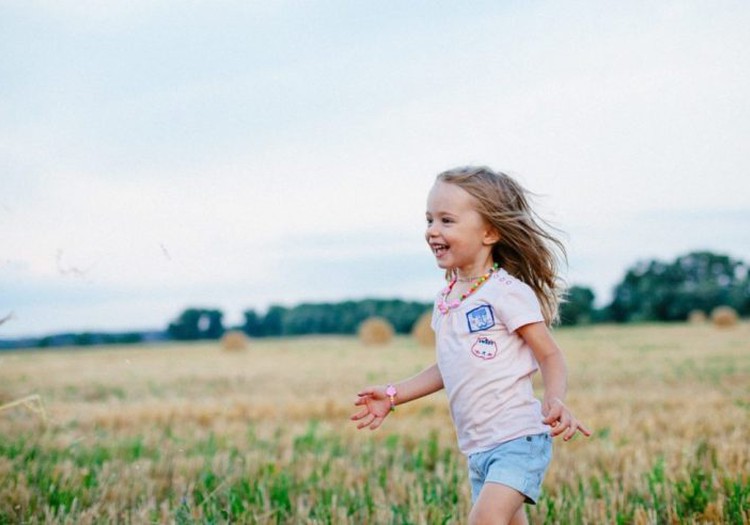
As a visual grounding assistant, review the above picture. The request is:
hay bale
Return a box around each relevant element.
[688,310,707,324]
[358,317,394,346]
[411,311,435,347]
[220,330,249,351]
[711,306,739,328]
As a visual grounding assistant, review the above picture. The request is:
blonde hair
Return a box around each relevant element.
[436,166,566,325]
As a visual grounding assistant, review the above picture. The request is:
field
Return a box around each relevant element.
[1,323,749,524]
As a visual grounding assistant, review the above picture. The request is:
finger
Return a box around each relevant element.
[357,387,377,397]
[356,414,375,430]
[545,414,565,433]
[551,414,571,437]
[562,421,578,441]
[577,421,593,437]
[551,421,567,437]
[354,396,371,406]
[562,418,592,441]
[367,415,382,430]
[350,407,369,421]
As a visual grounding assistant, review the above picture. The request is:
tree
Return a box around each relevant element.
[608,251,749,322]
[559,286,595,326]
[237,299,433,338]
[167,308,225,340]
[262,305,287,336]
[241,309,264,337]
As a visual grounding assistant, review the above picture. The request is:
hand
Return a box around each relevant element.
[350,386,393,430]
[542,397,592,441]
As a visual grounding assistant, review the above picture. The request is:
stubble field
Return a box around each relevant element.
[0,322,749,524]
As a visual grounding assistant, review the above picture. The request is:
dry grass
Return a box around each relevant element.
[1,323,749,523]
[0,394,48,425]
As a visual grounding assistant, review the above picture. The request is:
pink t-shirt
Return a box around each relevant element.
[431,268,549,455]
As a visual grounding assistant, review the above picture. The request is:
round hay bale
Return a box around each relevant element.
[358,317,394,346]
[411,311,435,347]
[687,310,707,324]
[711,306,739,328]
[220,330,249,351]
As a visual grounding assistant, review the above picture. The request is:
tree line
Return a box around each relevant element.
[166,299,430,340]
[559,251,749,324]
[165,251,749,339]
[1,250,746,349]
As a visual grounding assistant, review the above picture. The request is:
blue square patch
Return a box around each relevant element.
[466,305,495,333]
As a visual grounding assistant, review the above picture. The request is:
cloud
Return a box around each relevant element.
[2,0,749,336]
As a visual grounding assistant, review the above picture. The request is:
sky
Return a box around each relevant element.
[2,0,749,338]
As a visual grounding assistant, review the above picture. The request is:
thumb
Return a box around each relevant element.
[357,386,380,398]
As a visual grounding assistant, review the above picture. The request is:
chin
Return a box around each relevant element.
[434,260,452,271]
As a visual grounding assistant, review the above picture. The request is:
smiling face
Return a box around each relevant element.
[425,181,499,278]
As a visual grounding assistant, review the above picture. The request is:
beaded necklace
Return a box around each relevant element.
[437,263,499,314]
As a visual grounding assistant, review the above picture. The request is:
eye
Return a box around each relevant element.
[442,217,454,224]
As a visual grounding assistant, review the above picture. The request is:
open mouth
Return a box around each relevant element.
[431,243,448,257]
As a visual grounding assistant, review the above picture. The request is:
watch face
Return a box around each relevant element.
[386,385,396,396]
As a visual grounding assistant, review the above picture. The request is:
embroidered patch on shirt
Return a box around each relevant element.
[471,336,498,360]
[466,305,495,333]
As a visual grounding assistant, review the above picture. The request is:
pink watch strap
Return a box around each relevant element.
[386,384,397,411]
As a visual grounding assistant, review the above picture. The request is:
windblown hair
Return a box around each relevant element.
[436,166,566,325]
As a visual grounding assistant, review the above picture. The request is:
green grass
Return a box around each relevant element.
[1,424,747,524]
[0,424,468,524]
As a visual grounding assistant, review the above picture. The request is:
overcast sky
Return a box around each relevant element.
[2,0,749,338]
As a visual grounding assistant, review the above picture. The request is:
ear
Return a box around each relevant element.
[483,226,500,246]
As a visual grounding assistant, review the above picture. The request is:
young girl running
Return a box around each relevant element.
[351,166,590,525]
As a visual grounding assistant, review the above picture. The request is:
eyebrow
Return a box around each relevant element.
[426,210,456,217]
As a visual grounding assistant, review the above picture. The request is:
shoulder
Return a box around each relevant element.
[488,269,543,331]
[490,269,537,300]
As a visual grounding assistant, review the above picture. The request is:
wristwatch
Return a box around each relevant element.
[386,384,397,412]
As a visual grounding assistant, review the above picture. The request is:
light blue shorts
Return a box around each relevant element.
[467,433,552,504]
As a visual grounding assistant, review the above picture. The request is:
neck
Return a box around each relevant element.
[455,262,498,282]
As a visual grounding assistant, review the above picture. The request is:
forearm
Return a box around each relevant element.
[392,363,444,406]
[538,350,568,403]
[518,322,568,403]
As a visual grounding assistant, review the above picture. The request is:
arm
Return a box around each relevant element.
[517,322,591,440]
[350,363,444,430]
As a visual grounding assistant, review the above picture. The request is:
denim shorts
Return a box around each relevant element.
[467,433,552,504]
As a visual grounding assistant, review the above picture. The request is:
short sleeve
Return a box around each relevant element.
[493,275,544,332]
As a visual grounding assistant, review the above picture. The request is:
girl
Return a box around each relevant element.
[351,166,590,525]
